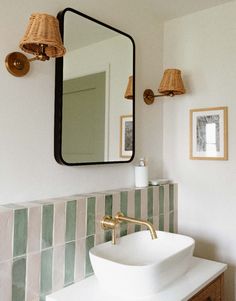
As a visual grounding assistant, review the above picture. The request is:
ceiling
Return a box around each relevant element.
[64,11,119,51]
[64,0,235,51]
[138,0,235,22]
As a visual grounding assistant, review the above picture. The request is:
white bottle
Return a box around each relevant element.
[134,158,148,187]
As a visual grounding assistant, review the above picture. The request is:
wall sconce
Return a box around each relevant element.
[124,76,133,100]
[5,13,66,77]
[143,69,185,105]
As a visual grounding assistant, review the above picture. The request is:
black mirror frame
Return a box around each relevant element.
[54,7,135,166]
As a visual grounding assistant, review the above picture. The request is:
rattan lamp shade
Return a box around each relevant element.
[158,69,185,96]
[124,76,133,100]
[19,13,66,58]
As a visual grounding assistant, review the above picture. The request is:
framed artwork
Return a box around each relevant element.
[190,107,228,160]
[120,115,133,158]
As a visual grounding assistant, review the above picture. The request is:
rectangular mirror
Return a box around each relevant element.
[54,8,135,165]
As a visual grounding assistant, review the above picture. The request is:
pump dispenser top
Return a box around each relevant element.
[139,158,145,166]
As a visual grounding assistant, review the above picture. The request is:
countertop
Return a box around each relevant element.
[46,257,227,301]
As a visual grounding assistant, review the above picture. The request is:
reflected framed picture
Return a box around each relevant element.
[120,115,133,158]
[190,107,228,160]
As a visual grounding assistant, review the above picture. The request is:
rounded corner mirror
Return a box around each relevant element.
[54,8,135,166]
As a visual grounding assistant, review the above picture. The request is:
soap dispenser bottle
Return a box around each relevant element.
[134,158,148,187]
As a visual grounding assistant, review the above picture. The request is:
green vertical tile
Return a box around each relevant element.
[120,192,128,214]
[148,216,153,224]
[105,195,113,216]
[13,209,28,257]
[159,214,164,231]
[66,200,77,242]
[120,192,128,237]
[86,197,96,236]
[40,249,53,295]
[104,195,113,241]
[104,230,112,242]
[12,257,26,301]
[85,235,94,276]
[159,186,164,215]
[42,204,54,249]
[64,241,75,285]
[169,184,174,212]
[169,211,174,233]
[148,187,153,222]
[135,190,141,232]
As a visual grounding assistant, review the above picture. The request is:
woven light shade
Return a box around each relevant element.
[19,13,66,58]
[124,76,133,100]
[158,69,185,96]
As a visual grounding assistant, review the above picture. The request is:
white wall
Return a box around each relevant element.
[0,0,164,203]
[163,2,236,299]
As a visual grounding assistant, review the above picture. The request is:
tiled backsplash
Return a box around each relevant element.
[0,184,177,301]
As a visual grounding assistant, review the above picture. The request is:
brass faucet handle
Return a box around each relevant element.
[101,215,117,230]
[114,212,124,222]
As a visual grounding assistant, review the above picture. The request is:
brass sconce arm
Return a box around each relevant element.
[143,69,185,105]
[5,13,66,77]
[143,89,174,105]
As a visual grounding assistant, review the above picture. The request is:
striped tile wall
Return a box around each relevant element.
[0,184,177,301]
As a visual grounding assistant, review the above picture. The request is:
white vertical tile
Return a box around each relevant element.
[0,260,12,301]
[95,195,105,245]
[141,189,148,230]
[27,206,41,253]
[0,208,13,262]
[26,253,40,301]
[76,198,86,240]
[164,185,170,231]
[174,184,178,210]
[173,184,178,233]
[75,239,86,282]
[152,187,159,230]
[53,201,66,246]
[96,195,105,215]
[52,245,65,291]
[127,190,135,234]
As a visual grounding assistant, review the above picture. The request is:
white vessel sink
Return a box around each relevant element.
[89,231,195,298]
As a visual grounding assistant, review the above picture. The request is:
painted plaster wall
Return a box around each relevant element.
[163,2,236,299]
[0,0,163,203]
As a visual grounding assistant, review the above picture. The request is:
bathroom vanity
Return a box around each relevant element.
[189,273,224,301]
[46,257,227,301]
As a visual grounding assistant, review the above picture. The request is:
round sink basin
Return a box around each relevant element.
[89,230,195,298]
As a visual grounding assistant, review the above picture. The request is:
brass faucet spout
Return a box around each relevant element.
[115,212,157,240]
[100,212,157,245]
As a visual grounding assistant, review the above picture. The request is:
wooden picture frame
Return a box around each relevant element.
[190,107,228,160]
[120,115,133,158]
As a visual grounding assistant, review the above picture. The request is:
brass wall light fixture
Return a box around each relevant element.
[143,69,185,105]
[5,13,66,77]
[124,76,133,100]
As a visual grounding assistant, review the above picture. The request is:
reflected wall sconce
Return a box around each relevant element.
[124,76,133,100]
[143,69,185,105]
[5,13,66,77]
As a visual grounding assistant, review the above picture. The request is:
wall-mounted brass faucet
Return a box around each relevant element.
[101,212,157,244]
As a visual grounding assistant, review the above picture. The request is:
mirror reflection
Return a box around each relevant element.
[54,8,135,165]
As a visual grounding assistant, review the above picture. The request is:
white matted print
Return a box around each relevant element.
[190,107,228,160]
[120,115,133,158]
